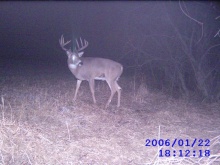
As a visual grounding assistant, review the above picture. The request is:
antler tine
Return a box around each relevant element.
[80,37,83,47]
[59,35,71,51]
[75,37,89,52]
[75,38,80,50]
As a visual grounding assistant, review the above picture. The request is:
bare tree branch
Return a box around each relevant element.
[202,43,220,62]
[179,0,204,44]
[214,16,220,37]
[215,15,220,20]
[214,29,220,37]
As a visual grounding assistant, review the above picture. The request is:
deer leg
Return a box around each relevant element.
[89,79,96,104]
[74,80,82,101]
[105,81,117,108]
[116,82,122,107]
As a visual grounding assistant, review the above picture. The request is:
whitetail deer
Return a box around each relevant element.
[59,35,123,108]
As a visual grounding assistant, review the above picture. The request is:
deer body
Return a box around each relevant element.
[68,57,122,80]
[60,35,123,108]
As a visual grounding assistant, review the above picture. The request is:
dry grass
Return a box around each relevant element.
[0,73,220,164]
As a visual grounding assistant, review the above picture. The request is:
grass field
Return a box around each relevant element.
[0,70,220,164]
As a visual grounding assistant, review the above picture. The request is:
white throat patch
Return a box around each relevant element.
[69,64,77,69]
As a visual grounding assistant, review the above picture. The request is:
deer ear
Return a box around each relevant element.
[78,52,84,57]
[67,50,72,58]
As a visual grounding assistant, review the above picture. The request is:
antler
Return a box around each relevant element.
[75,37,89,52]
[59,35,71,51]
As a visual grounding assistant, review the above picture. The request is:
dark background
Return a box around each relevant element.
[0,1,220,101]
[0,1,129,72]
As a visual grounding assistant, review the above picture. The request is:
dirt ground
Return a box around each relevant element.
[0,72,220,164]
